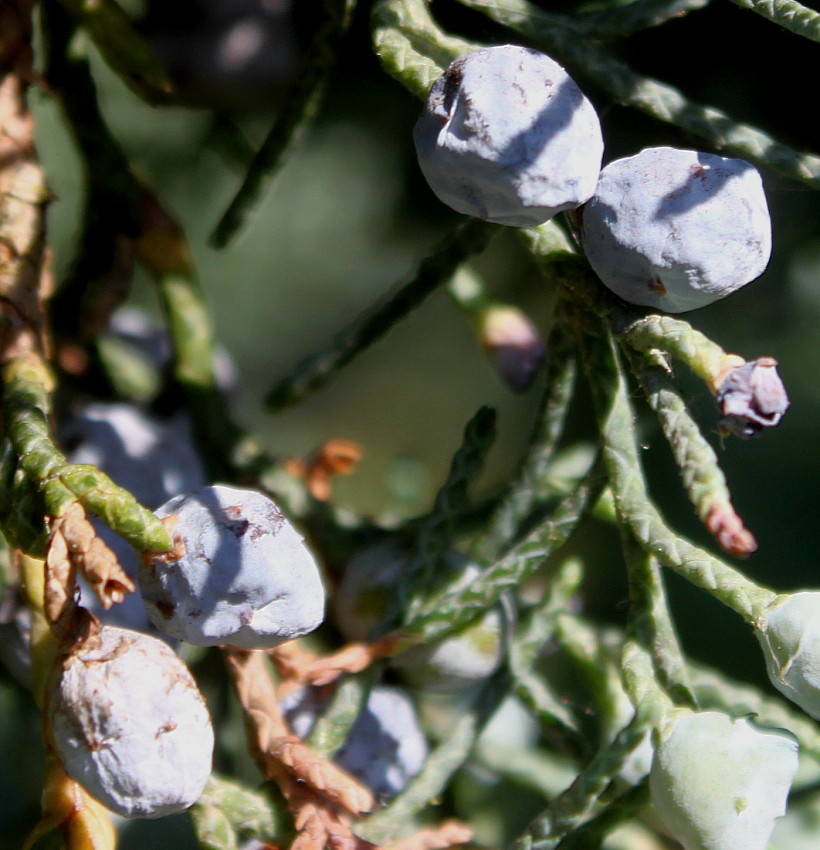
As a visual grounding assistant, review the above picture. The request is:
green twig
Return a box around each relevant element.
[621,533,697,708]
[455,0,820,188]
[511,560,587,755]
[554,780,651,850]
[404,455,606,645]
[372,0,479,98]
[55,0,173,104]
[619,313,737,392]
[574,313,776,621]
[210,0,357,248]
[555,615,641,748]
[304,667,380,759]
[264,218,500,412]
[573,0,711,37]
[727,0,820,42]
[626,347,755,555]
[515,673,585,753]
[471,327,578,565]
[513,557,584,673]
[508,711,654,850]
[401,406,497,624]
[1,355,172,552]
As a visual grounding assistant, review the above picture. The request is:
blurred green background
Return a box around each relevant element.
[2,0,819,845]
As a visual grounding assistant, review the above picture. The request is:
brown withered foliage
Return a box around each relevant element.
[268,640,320,689]
[45,502,135,627]
[285,439,363,501]
[384,822,472,850]
[224,647,376,850]
[225,648,472,850]
[300,635,404,688]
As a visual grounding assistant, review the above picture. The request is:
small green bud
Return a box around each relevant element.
[650,710,798,850]
[756,591,820,719]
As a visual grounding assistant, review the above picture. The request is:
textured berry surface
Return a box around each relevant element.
[414,45,603,226]
[582,147,771,312]
[140,484,325,648]
[49,626,213,819]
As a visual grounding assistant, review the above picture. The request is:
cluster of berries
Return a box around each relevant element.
[414,44,807,850]
[31,45,809,848]
[415,45,772,314]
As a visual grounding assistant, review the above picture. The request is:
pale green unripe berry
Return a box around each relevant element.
[756,591,820,719]
[650,710,798,850]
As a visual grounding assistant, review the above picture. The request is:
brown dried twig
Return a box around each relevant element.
[383,822,472,850]
[44,501,131,648]
[268,641,322,693]
[223,648,376,850]
[49,501,135,609]
[300,636,404,687]
[0,0,52,360]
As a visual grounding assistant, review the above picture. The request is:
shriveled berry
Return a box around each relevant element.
[49,626,213,819]
[139,485,325,648]
[716,357,789,438]
[582,147,771,312]
[414,45,603,226]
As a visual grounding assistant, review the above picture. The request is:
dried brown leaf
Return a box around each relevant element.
[50,502,135,610]
[224,647,377,850]
[384,822,472,850]
[302,635,402,687]
[285,439,362,501]
[272,736,374,816]
[269,640,319,688]
[292,801,374,850]
[44,519,77,629]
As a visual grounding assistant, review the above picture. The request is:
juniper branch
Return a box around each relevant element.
[210,0,358,248]
[372,0,478,98]
[574,312,776,621]
[55,0,173,104]
[265,219,500,412]
[1,354,173,552]
[727,0,820,43]
[626,347,755,555]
